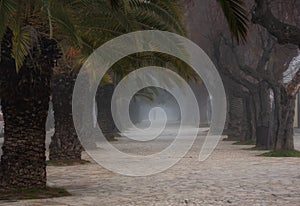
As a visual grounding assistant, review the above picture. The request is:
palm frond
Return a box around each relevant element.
[11,25,38,72]
[216,0,249,43]
[0,0,17,49]
[48,3,82,46]
[128,0,185,35]
[109,0,121,10]
[100,73,113,86]
[134,88,155,102]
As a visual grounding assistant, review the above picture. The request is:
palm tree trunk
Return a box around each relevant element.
[0,61,53,190]
[0,96,49,189]
[49,70,82,161]
[0,30,59,189]
[96,84,116,140]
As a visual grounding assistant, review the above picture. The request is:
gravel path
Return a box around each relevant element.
[0,135,299,206]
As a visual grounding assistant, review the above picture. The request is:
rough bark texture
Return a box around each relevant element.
[252,0,300,46]
[96,84,117,140]
[274,86,295,150]
[252,0,300,150]
[49,69,82,161]
[72,74,97,149]
[0,30,59,189]
[247,95,257,141]
[211,37,258,142]
[0,94,49,189]
[215,34,276,146]
[286,71,300,96]
[185,0,298,150]
[219,53,274,146]
[255,81,273,148]
[225,92,253,141]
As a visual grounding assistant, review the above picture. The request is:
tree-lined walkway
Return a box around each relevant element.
[0,135,299,206]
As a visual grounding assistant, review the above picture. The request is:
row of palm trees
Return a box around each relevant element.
[0,0,249,190]
[48,0,190,162]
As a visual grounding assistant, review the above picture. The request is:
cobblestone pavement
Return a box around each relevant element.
[0,135,299,206]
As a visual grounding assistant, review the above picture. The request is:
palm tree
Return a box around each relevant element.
[0,0,83,189]
[49,0,250,162]
[49,65,83,161]
[111,0,249,43]
[48,0,193,162]
[0,0,249,189]
[49,46,113,161]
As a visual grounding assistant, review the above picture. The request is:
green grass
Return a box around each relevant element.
[233,140,256,145]
[47,159,90,166]
[0,186,71,200]
[259,150,300,157]
[244,146,270,151]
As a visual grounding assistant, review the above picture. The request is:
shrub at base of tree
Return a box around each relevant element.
[0,186,71,201]
[259,150,300,157]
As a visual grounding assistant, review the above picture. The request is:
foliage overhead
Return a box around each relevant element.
[0,0,84,72]
[0,0,192,79]
[216,0,249,43]
[71,0,196,81]
[111,0,249,43]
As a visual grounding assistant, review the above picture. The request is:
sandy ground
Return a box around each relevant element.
[0,132,299,206]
